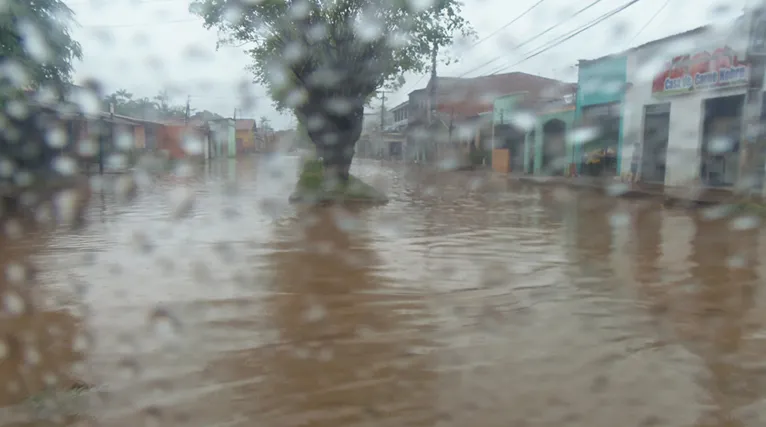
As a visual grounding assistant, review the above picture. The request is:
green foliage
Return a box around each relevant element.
[0,0,82,89]
[190,0,474,113]
[294,158,387,203]
[102,89,215,121]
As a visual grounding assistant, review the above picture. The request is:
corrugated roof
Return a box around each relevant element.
[429,72,574,119]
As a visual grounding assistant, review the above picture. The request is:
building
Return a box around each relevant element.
[580,16,766,193]
[490,79,577,174]
[408,72,572,167]
[208,119,236,158]
[235,119,257,153]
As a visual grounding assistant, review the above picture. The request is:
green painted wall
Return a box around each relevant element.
[492,92,526,125]
[575,55,628,174]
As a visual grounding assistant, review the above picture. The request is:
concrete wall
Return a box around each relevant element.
[622,23,752,186]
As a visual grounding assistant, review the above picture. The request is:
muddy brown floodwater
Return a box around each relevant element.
[2,155,766,427]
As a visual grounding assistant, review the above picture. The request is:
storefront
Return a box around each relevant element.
[622,22,754,187]
[491,92,530,173]
[575,55,627,177]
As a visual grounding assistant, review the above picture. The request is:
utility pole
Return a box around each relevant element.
[428,42,439,163]
[379,91,388,129]
[740,1,766,196]
[184,95,190,124]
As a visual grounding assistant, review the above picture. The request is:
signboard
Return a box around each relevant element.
[651,46,750,97]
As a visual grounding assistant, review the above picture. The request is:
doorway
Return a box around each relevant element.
[541,119,567,175]
[579,103,621,177]
[495,123,526,173]
[700,94,744,187]
[640,103,670,183]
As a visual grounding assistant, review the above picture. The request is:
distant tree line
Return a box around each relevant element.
[102,89,226,122]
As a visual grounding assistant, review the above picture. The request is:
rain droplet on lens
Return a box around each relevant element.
[726,254,747,269]
[24,345,41,366]
[701,204,735,220]
[3,291,26,316]
[118,358,141,380]
[169,187,195,219]
[5,262,26,284]
[606,183,629,197]
[729,215,761,231]
[148,307,182,339]
[303,303,327,322]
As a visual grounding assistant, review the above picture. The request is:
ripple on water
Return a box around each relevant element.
[5,157,765,426]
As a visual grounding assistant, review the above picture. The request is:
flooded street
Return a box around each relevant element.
[3,155,766,426]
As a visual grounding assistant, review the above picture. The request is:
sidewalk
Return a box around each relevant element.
[512,174,743,206]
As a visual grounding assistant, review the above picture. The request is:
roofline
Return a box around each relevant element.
[578,23,715,64]
[391,100,409,111]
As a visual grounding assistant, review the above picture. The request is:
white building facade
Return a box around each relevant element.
[618,18,766,190]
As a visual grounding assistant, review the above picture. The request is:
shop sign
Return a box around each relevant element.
[652,46,750,97]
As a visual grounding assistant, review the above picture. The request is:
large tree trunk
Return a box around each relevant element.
[302,103,364,187]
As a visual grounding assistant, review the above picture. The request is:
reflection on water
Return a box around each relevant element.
[2,156,766,425]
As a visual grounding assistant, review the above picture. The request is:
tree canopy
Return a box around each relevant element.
[190,0,473,113]
[102,89,224,122]
[0,0,82,90]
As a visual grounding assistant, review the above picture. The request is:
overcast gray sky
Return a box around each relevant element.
[68,0,745,130]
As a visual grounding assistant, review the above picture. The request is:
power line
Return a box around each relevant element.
[469,0,547,49]
[398,0,547,97]
[626,0,671,46]
[489,0,644,75]
[81,18,198,29]
[456,0,607,78]
[68,0,182,7]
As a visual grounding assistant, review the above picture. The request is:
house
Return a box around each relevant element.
[406,72,572,166]
[491,81,577,174]
[208,119,236,158]
[235,119,257,153]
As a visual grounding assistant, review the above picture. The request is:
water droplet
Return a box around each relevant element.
[182,133,204,155]
[148,307,182,339]
[726,255,747,269]
[46,127,67,149]
[169,187,195,219]
[609,213,630,227]
[4,219,23,240]
[701,204,735,220]
[509,112,536,132]
[729,215,760,231]
[24,346,41,366]
[709,136,734,153]
[568,127,600,146]
[5,263,26,284]
[317,347,333,362]
[131,231,154,254]
[53,156,77,176]
[115,174,138,201]
[118,358,140,380]
[408,0,436,13]
[18,20,51,63]
[303,303,327,322]
[3,291,26,316]
[606,183,629,197]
